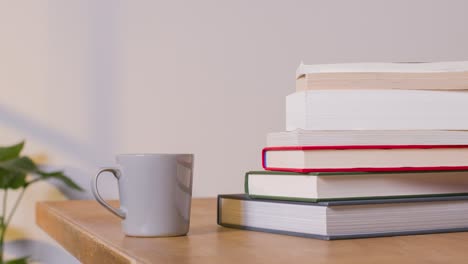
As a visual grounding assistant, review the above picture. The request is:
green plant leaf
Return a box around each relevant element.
[37,171,83,191]
[0,157,37,174]
[5,256,29,264]
[0,141,24,162]
[0,168,26,189]
[0,143,82,191]
[0,157,32,189]
[6,173,26,189]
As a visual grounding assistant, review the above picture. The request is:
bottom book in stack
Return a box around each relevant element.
[217,194,468,240]
[217,170,468,240]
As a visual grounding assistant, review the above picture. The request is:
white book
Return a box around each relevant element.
[245,171,468,201]
[267,130,468,147]
[286,90,468,131]
[263,146,468,172]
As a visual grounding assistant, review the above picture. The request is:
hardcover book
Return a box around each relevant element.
[262,145,468,173]
[267,130,468,147]
[296,61,468,91]
[245,170,468,202]
[217,194,468,240]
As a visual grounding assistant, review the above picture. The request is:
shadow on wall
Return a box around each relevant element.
[6,239,79,264]
[0,104,95,199]
[0,2,120,263]
[0,105,98,199]
[0,104,99,165]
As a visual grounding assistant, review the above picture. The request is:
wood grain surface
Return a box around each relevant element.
[36,199,468,264]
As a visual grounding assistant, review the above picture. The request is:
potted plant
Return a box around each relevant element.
[0,141,82,263]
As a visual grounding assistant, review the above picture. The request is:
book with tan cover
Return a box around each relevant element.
[296,61,468,91]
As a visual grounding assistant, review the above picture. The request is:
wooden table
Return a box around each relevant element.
[36,199,468,264]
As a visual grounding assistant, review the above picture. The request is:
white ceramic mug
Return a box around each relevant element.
[91,154,194,237]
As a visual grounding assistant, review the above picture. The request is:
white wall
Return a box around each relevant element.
[3,0,468,199]
[1,0,468,262]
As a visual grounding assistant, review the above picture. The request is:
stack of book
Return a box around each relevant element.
[218,61,468,240]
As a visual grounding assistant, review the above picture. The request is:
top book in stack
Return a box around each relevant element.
[296,61,468,91]
[288,61,468,131]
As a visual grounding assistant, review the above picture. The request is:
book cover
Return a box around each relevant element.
[262,145,468,173]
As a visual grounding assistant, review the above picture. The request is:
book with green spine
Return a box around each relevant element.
[245,170,468,202]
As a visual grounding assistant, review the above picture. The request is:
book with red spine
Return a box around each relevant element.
[262,145,468,173]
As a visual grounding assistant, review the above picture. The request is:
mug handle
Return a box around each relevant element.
[91,167,126,219]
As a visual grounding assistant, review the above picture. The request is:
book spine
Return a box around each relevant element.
[217,195,221,225]
[244,172,250,195]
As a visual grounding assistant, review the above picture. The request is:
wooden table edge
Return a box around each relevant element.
[36,201,141,264]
